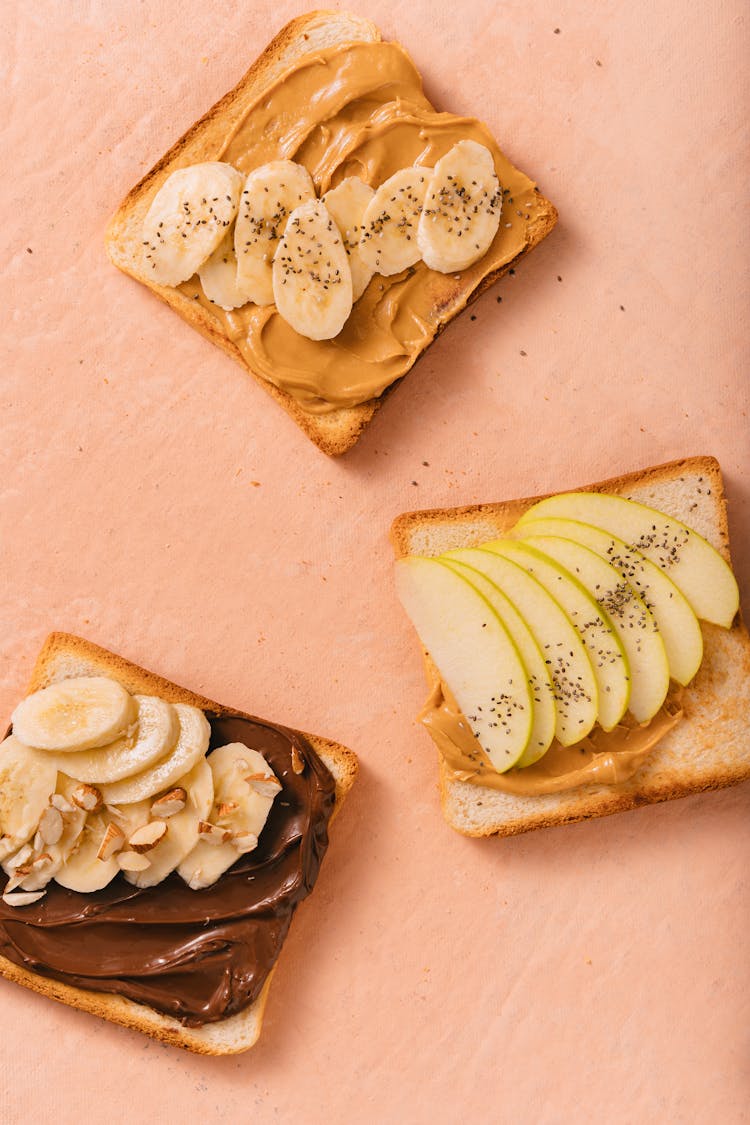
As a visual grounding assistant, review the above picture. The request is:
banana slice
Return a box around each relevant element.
[417,140,502,272]
[54,809,122,893]
[272,200,353,340]
[6,777,86,892]
[234,160,316,306]
[123,759,214,889]
[322,177,376,301]
[44,695,179,784]
[99,704,210,805]
[12,677,136,754]
[142,162,244,286]
[177,744,281,891]
[358,166,430,276]
[0,736,58,862]
[197,229,247,311]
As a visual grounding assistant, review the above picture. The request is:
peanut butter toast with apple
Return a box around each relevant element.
[106,10,557,455]
[391,456,750,837]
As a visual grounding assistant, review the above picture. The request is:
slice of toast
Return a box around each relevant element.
[0,632,357,1053]
[105,10,557,456]
[391,456,750,837]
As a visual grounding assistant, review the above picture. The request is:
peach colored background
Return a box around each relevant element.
[2,2,749,1122]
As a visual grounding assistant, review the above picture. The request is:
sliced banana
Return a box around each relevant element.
[45,695,179,784]
[272,200,353,340]
[142,162,244,286]
[417,140,502,272]
[177,744,280,891]
[197,229,248,311]
[322,177,376,301]
[123,759,214,889]
[0,736,58,862]
[6,777,86,892]
[99,704,210,805]
[358,166,430,276]
[234,160,316,306]
[12,677,136,754]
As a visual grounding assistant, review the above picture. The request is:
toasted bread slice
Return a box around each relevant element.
[391,456,750,837]
[105,10,557,456]
[0,632,357,1053]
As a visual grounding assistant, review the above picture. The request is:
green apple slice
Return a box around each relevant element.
[444,547,598,745]
[484,540,637,728]
[442,559,556,767]
[395,556,533,771]
[517,535,671,723]
[515,517,703,685]
[516,492,739,628]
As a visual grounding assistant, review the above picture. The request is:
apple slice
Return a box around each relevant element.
[442,559,556,766]
[516,492,739,628]
[395,557,533,771]
[444,548,598,745]
[484,540,636,728]
[515,517,703,685]
[516,536,671,723]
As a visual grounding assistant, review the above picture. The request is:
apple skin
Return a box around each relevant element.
[395,555,533,772]
[517,493,739,628]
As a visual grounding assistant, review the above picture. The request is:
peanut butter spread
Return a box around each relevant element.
[180,40,545,412]
[421,678,684,795]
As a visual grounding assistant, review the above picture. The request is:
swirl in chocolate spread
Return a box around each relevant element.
[0,714,335,1027]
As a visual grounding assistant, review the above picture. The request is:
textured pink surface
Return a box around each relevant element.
[2,2,749,1121]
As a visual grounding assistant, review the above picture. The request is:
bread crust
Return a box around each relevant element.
[0,631,357,1053]
[105,10,557,456]
[390,456,750,837]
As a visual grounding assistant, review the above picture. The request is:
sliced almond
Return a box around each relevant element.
[6,844,33,873]
[291,746,305,774]
[198,820,232,846]
[233,833,259,854]
[117,850,151,872]
[38,806,64,846]
[246,772,282,798]
[128,820,168,853]
[2,889,46,907]
[216,801,239,820]
[97,822,125,861]
[71,784,103,813]
[30,852,53,871]
[50,793,75,815]
[33,830,44,852]
[150,787,187,819]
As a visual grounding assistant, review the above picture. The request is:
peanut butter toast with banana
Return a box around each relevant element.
[391,456,750,837]
[106,10,557,455]
[0,633,357,1054]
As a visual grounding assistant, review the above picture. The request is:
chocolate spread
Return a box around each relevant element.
[0,713,335,1026]
[175,40,545,412]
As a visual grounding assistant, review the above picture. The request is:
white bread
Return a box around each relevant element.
[105,10,557,456]
[391,456,750,837]
[0,632,357,1053]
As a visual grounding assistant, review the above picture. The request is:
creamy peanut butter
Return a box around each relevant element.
[421,678,684,795]
[180,40,545,412]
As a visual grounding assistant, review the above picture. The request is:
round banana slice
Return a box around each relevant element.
[417,140,502,273]
[142,162,244,286]
[123,758,214,889]
[7,777,86,892]
[0,736,58,862]
[322,177,376,301]
[234,160,316,306]
[197,229,247,311]
[359,166,430,276]
[45,695,179,784]
[272,200,353,340]
[178,744,281,891]
[12,677,136,754]
[99,704,210,805]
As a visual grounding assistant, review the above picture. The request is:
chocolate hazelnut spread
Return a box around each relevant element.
[0,713,335,1026]
[421,678,683,794]
[179,39,544,412]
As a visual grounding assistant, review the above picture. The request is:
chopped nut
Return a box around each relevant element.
[38,806,64,845]
[97,822,125,861]
[128,820,168,853]
[5,844,33,873]
[2,889,46,907]
[291,746,305,775]
[150,787,187,819]
[246,772,282,798]
[233,833,259,854]
[50,793,75,815]
[71,784,103,813]
[216,801,238,820]
[30,852,53,871]
[33,830,44,852]
[198,820,232,846]
[117,850,150,872]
